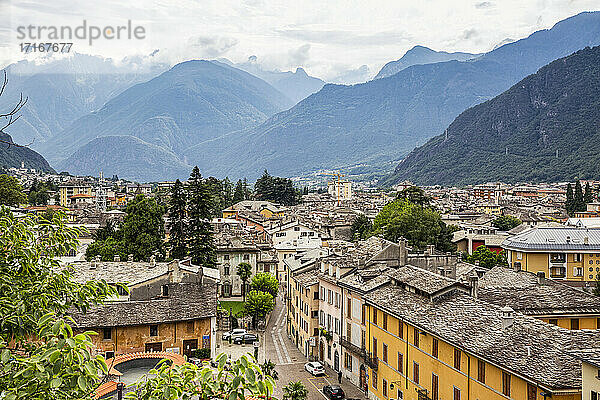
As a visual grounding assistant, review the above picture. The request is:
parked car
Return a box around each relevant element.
[233,333,258,344]
[323,385,345,400]
[222,328,247,341]
[304,361,325,376]
[188,357,203,366]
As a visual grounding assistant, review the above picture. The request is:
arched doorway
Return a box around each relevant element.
[334,350,339,371]
[359,365,366,391]
[319,341,325,361]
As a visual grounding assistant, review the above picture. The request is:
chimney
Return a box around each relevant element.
[149,255,156,267]
[501,305,514,329]
[513,262,521,272]
[584,236,589,245]
[469,275,479,299]
[114,254,120,262]
[398,238,408,266]
[536,271,545,284]
[426,244,435,256]
[335,266,341,279]
[437,267,445,277]
[128,254,134,263]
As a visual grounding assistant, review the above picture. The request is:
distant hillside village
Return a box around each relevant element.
[3,163,600,399]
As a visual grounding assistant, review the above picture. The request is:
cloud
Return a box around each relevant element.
[188,35,239,58]
[475,1,494,9]
[330,64,371,85]
[288,44,311,66]
[274,27,412,46]
[461,28,479,40]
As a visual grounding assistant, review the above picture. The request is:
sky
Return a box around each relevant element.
[1,0,600,83]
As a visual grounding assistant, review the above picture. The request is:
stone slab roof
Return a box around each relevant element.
[365,283,600,390]
[567,348,600,369]
[69,282,217,328]
[387,265,464,296]
[478,266,600,315]
[68,261,171,286]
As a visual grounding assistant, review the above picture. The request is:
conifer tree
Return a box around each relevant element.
[584,182,593,204]
[243,178,252,200]
[222,177,234,208]
[233,179,245,203]
[187,166,216,268]
[168,179,187,260]
[574,180,586,212]
[565,183,574,215]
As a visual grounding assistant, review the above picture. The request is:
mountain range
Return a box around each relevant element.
[385,45,600,186]
[186,11,600,180]
[374,45,479,79]
[0,132,54,172]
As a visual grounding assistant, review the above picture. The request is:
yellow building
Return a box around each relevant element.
[502,227,600,284]
[222,200,287,219]
[363,266,596,400]
[59,182,92,207]
[288,268,320,358]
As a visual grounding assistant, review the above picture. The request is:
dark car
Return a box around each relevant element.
[323,385,345,400]
[233,333,258,344]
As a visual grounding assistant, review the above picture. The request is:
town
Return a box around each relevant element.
[3,163,600,399]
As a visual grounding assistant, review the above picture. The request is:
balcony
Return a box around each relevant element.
[363,352,378,370]
[550,266,566,279]
[340,336,365,357]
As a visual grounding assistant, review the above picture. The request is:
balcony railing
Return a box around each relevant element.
[340,336,366,357]
[363,352,378,370]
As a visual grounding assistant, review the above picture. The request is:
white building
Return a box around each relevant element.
[328,180,352,201]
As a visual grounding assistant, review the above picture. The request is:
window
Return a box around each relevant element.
[549,318,558,325]
[431,374,439,400]
[382,379,388,398]
[327,344,332,359]
[413,362,419,384]
[161,285,169,296]
[150,325,158,337]
[432,338,438,358]
[314,291,319,300]
[453,387,461,400]
[597,318,600,329]
[372,370,378,389]
[383,313,388,330]
[398,320,404,339]
[373,309,378,325]
[117,285,128,296]
[187,321,194,333]
[454,349,461,370]
[413,327,419,348]
[502,372,511,397]
[362,305,366,325]
[516,251,523,260]
[592,391,598,400]
[575,267,583,277]
[361,330,366,349]
[373,338,378,358]
[397,352,403,374]
[224,266,230,275]
[574,254,583,262]
[344,353,353,370]
[477,360,485,383]
[383,343,388,363]
[347,298,352,318]
[224,255,230,260]
[103,328,112,340]
[571,318,580,330]
[347,322,352,341]
[243,254,250,261]
[294,227,300,231]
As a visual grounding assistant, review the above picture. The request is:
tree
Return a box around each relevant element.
[251,272,279,298]
[373,199,455,252]
[245,290,274,328]
[261,360,279,381]
[27,178,51,206]
[121,195,165,261]
[233,179,245,203]
[187,166,216,268]
[351,214,372,241]
[574,180,586,212]
[565,183,575,215]
[465,246,508,269]
[0,174,26,206]
[254,170,298,206]
[168,179,187,260]
[0,209,121,399]
[584,182,593,204]
[492,215,522,231]
[126,353,275,400]
[237,262,253,301]
[396,186,430,206]
[283,381,308,400]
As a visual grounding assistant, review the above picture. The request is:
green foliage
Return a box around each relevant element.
[126,353,275,400]
[283,381,308,400]
[372,199,456,252]
[566,180,591,215]
[584,182,593,204]
[168,179,188,260]
[319,327,332,343]
[244,290,274,322]
[192,348,211,359]
[233,179,246,203]
[492,215,522,231]
[351,214,372,241]
[0,174,26,206]
[566,183,575,216]
[254,170,299,206]
[396,186,430,206]
[250,272,279,298]
[261,360,278,381]
[237,262,253,301]
[574,180,585,212]
[187,167,216,268]
[86,195,165,261]
[0,210,121,399]
[27,179,56,206]
[465,246,508,269]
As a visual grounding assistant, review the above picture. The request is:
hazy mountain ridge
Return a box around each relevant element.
[0,132,54,172]
[385,45,600,186]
